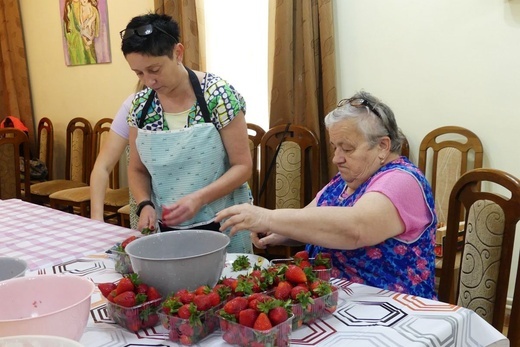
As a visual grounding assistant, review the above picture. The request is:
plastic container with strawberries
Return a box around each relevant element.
[218,313,294,347]
[107,245,133,274]
[158,302,223,345]
[106,297,162,332]
[290,285,339,330]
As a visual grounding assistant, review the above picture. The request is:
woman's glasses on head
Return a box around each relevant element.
[119,23,177,43]
[337,98,382,120]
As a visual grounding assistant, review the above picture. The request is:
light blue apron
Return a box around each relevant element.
[136,119,253,253]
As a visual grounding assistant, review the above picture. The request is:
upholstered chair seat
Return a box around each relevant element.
[32,180,87,197]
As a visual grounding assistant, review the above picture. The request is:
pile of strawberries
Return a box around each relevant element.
[98,273,162,332]
[218,294,292,346]
[158,284,232,345]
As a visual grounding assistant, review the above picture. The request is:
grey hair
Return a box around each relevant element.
[325,91,404,153]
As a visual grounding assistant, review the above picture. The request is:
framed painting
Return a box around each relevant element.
[60,0,111,66]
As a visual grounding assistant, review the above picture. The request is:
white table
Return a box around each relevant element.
[29,253,509,347]
[5,198,506,346]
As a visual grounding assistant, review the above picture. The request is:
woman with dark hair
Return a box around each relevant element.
[120,13,253,253]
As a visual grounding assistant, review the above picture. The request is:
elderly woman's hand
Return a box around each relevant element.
[215,203,271,236]
[251,232,291,249]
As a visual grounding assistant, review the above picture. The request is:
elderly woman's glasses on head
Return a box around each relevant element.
[119,23,177,43]
[337,98,382,120]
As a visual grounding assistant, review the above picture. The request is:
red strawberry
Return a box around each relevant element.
[193,294,211,311]
[98,283,116,298]
[299,260,312,269]
[285,265,308,284]
[223,297,249,315]
[115,277,134,295]
[177,304,192,319]
[207,291,221,307]
[121,235,137,249]
[291,285,309,300]
[238,308,259,328]
[136,283,149,294]
[293,250,309,261]
[253,312,273,331]
[179,335,192,345]
[268,306,288,326]
[114,291,136,307]
[146,286,161,301]
[107,289,117,303]
[194,285,211,295]
[274,281,293,301]
[177,289,195,304]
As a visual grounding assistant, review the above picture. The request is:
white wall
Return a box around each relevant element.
[334,0,520,299]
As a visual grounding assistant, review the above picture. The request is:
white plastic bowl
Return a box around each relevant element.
[0,257,27,281]
[0,274,94,341]
[0,335,84,347]
[125,229,230,296]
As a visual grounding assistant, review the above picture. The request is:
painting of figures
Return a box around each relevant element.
[60,0,111,66]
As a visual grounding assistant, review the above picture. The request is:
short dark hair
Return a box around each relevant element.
[121,13,180,58]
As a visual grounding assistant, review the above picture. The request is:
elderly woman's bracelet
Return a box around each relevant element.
[136,200,155,216]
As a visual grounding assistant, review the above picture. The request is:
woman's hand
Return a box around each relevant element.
[215,203,271,236]
[251,232,290,249]
[137,206,157,234]
[161,194,203,227]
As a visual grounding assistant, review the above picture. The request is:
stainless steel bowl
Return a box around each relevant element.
[125,230,230,296]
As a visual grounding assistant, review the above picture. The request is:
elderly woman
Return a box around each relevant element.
[216,91,437,299]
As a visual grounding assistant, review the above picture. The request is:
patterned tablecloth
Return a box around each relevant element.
[29,254,509,347]
[0,199,138,270]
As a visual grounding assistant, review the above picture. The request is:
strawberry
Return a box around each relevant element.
[207,291,221,307]
[115,277,134,295]
[121,235,138,250]
[107,289,117,303]
[114,291,136,307]
[238,308,259,328]
[177,304,193,319]
[274,281,292,301]
[253,312,273,331]
[285,264,308,284]
[293,250,309,261]
[136,283,149,294]
[299,260,312,269]
[194,285,211,296]
[146,286,161,301]
[290,285,309,300]
[268,306,288,326]
[223,297,249,315]
[98,283,116,298]
[193,294,212,311]
[179,335,192,345]
[177,289,195,304]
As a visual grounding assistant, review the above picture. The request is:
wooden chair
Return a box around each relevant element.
[400,134,410,158]
[418,126,484,285]
[49,118,129,218]
[30,117,92,206]
[418,126,484,227]
[256,124,320,258]
[437,168,520,345]
[247,123,265,204]
[0,128,31,201]
[36,117,54,181]
[118,204,131,228]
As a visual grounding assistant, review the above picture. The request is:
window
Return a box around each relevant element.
[203,0,269,131]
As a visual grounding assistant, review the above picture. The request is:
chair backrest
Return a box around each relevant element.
[0,128,31,200]
[65,117,92,184]
[37,117,54,180]
[418,126,483,226]
[258,124,320,209]
[247,123,265,204]
[400,134,410,158]
[437,168,520,341]
[92,118,118,189]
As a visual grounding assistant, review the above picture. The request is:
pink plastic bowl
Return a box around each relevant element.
[0,274,95,341]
